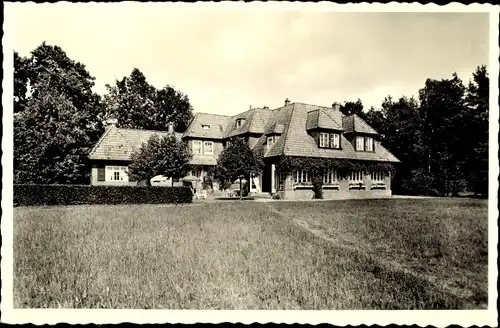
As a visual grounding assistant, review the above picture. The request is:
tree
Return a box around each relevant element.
[14,51,29,113]
[337,99,367,120]
[128,134,192,186]
[103,68,194,132]
[419,73,468,196]
[14,43,105,184]
[464,65,489,196]
[215,137,264,192]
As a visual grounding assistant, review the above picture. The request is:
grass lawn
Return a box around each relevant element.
[14,198,488,309]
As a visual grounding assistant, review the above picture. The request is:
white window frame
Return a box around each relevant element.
[106,166,128,182]
[319,132,329,148]
[236,119,244,128]
[202,124,210,130]
[267,136,274,150]
[371,171,384,182]
[323,167,338,185]
[203,141,213,155]
[356,136,364,151]
[192,140,202,155]
[294,170,311,185]
[330,133,340,149]
[365,137,374,151]
[349,171,363,183]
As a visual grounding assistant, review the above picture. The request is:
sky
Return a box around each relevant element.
[8,3,490,116]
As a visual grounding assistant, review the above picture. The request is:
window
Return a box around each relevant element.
[106,166,128,182]
[319,132,329,147]
[267,136,274,150]
[294,170,311,184]
[323,168,338,184]
[330,133,340,149]
[191,169,202,177]
[349,171,363,183]
[371,171,384,182]
[192,140,202,154]
[324,168,338,184]
[236,119,245,128]
[204,141,213,155]
[356,136,364,151]
[365,137,374,151]
[202,124,210,130]
[97,167,105,181]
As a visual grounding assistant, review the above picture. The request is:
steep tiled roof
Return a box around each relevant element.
[342,114,379,135]
[89,126,182,161]
[183,112,231,139]
[305,108,343,131]
[224,108,273,138]
[253,103,399,163]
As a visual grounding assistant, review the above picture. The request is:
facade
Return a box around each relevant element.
[88,99,400,199]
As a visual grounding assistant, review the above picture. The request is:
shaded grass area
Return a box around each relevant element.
[14,199,488,309]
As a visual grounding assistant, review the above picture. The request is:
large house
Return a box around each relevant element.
[88,99,400,199]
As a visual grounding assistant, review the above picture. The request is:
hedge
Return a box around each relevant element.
[14,184,193,206]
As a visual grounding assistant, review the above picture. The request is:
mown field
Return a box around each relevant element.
[13,198,488,309]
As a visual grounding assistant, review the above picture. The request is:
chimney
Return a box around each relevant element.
[249,105,252,110]
[284,98,290,106]
[263,105,269,110]
[332,103,340,111]
[167,123,174,133]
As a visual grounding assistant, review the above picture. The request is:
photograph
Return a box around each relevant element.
[1,2,497,326]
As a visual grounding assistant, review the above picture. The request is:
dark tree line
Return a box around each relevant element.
[336,66,489,197]
[14,42,194,185]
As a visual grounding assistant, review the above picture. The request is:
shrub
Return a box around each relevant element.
[14,184,193,206]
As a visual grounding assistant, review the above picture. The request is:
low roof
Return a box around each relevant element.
[342,114,379,135]
[88,126,183,161]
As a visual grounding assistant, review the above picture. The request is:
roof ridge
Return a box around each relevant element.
[280,104,296,156]
[88,125,114,157]
[114,127,136,149]
[195,112,231,117]
[115,126,179,134]
[184,112,199,136]
[321,108,344,129]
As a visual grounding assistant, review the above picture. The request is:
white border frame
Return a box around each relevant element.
[2,3,498,326]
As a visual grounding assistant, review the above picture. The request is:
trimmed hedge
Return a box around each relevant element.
[14,184,193,206]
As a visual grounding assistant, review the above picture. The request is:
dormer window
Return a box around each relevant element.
[202,124,210,130]
[236,118,245,128]
[356,136,374,152]
[267,136,274,150]
[356,136,364,151]
[365,137,374,151]
[319,132,341,149]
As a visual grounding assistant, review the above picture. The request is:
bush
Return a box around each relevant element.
[14,184,193,206]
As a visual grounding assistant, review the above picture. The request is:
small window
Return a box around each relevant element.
[192,140,202,154]
[294,170,311,184]
[236,119,245,128]
[202,124,210,130]
[97,167,105,181]
[204,141,213,155]
[267,136,274,150]
[323,168,338,184]
[349,171,363,182]
[365,137,373,151]
[113,171,120,181]
[371,171,384,182]
[356,136,364,151]
[330,133,340,149]
[319,132,329,148]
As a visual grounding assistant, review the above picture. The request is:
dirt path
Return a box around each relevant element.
[264,203,479,307]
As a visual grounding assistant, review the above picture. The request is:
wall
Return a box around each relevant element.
[280,171,392,200]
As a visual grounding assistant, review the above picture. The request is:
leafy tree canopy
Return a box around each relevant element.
[14,43,105,184]
[128,134,192,185]
[103,68,194,132]
[215,137,264,185]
